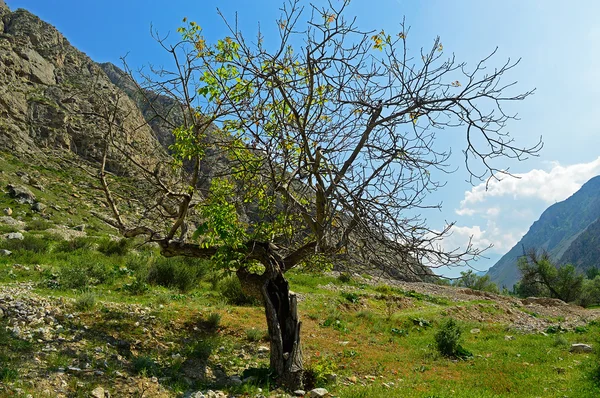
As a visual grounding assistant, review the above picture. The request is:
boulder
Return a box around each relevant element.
[31,202,46,212]
[6,232,24,240]
[2,207,12,216]
[307,388,329,398]
[6,184,36,204]
[570,343,593,353]
[0,249,12,256]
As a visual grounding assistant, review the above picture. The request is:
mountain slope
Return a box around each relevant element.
[487,175,600,289]
[0,3,160,166]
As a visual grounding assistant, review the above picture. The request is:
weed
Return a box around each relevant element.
[340,291,360,303]
[188,339,216,360]
[132,356,160,376]
[434,318,472,359]
[1,234,53,253]
[54,237,94,253]
[305,355,338,389]
[74,291,96,311]
[245,328,266,342]
[25,219,51,231]
[97,237,131,256]
[123,278,150,295]
[148,257,207,293]
[552,335,569,348]
[337,272,353,283]
[218,275,258,305]
[204,312,222,330]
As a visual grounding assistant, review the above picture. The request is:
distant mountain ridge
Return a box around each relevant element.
[487,175,600,289]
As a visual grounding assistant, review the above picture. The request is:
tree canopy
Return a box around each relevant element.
[89,0,541,388]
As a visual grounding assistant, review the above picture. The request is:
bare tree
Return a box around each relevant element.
[91,0,541,389]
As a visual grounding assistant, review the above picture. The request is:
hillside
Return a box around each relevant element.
[1,153,599,397]
[487,176,600,289]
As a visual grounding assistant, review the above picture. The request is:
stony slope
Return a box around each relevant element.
[488,175,600,289]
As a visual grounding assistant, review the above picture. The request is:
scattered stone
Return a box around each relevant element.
[307,388,329,398]
[324,373,337,384]
[90,386,105,398]
[6,184,36,204]
[347,375,358,383]
[228,375,242,386]
[0,249,11,256]
[73,224,86,231]
[257,345,270,353]
[3,207,12,216]
[470,328,481,334]
[570,343,593,353]
[31,202,47,213]
[504,335,515,341]
[294,390,306,397]
[6,232,24,240]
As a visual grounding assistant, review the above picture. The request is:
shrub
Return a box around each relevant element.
[337,272,353,283]
[132,356,160,376]
[123,278,150,295]
[58,257,115,289]
[341,291,360,303]
[245,328,267,342]
[25,219,51,231]
[54,237,94,253]
[187,338,217,361]
[74,291,96,311]
[304,355,338,389]
[147,257,207,292]
[1,234,53,253]
[434,318,471,359]
[218,275,259,305]
[204,312,222,330]
[97,237,131,256]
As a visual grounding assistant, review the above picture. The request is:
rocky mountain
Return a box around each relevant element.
[487,175,600,289]
[0,2,160,167]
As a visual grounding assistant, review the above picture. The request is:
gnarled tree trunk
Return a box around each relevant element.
[237,264,303,390]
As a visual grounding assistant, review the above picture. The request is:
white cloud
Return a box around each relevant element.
[444,221,524,255]
[457,157,600,215]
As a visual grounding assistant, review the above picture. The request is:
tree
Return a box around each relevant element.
[455,270,499,293]
[90,0,541,389]
[516,249,583,302]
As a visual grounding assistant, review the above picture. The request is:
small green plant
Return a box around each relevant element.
[304,355,338,389]
[341,291,360,303]
[218,275,258,305]
[434,318,472,359]
[546,325,567,334]
[188,339,216,360]
[132,356,160,376]
[337,272,353,283]
[552,335,569,348]
[147,257,206,293]
[75,291,96,311]
[54,236,94,252]
[25,219,52,231]
[204,312,222,330]
[245,328,266,342]
[97,237,131,256]
[123,278,150,295]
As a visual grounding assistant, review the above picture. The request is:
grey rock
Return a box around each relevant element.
[6,232,24,240]
[0,249,11,256]
[294,390,306,397]
[73,224,85,231]
[307,388,329,398]
[228,375,242,386]
[6,185,36,204]
[257,345,270,353]
[90,386,105,398]
[31,202,46,212]
[3,207,12,216]
[570,343,593,353]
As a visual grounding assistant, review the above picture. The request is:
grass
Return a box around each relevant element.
[0,151,599,397]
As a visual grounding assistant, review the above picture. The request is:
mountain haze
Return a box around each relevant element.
[487,175,600,289]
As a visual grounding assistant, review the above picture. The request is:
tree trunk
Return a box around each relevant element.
[237,267,304,390]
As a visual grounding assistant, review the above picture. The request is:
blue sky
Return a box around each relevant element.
[9,0,600,275]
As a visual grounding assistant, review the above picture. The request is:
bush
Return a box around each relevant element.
[97,237,131,256]
[25,219,52,231]
[54,237,94,253]
[74,291,96,311]
[245,328,267,342]
[434,318,471,359]
[454,270,499,293]
[579,276,600,307]
[1,234,53,253]
[147,257,207,292]
[58,257,115,289]
[218,275,259,305]
[132,356,160,376]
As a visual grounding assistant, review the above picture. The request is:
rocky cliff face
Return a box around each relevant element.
[488,175,600,289]
[0,3,159,166]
